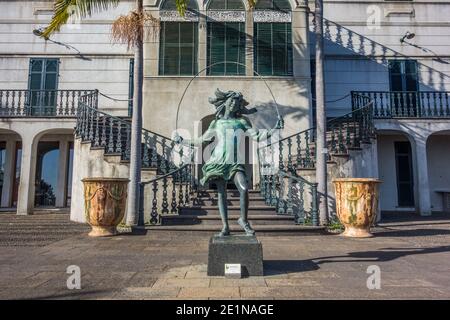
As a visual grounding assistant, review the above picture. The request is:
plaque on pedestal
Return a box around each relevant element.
[207,235,264,277]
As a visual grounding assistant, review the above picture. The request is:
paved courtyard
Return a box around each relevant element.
[1,213,450,300]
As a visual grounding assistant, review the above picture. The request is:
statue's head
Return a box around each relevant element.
[208,88,257,118]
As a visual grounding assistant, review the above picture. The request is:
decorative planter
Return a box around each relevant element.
[333,178,381,238]
[82,178,129,237]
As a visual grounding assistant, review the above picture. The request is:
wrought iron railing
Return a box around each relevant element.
[139,162,196,225]
[257,96,374,226]
[352,90,450,118]
[0,89,96,117]
[259,162,319,226]
[259,100,374,174]
[76,92,191,174]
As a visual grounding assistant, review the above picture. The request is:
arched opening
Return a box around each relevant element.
[377,131,415,214]
[159,0,199,76]
[34,130,74,208]
[206,0,246,75]
[426,130,450,213]
[0,129,22,209]
[253,0,293,76]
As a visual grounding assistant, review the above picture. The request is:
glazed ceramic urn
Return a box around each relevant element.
[333,178,381,238]
[82,178,129,237]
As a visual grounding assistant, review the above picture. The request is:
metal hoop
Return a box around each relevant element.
[175,61,281,131]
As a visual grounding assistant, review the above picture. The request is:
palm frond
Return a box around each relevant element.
[247,0,257,8]
[175,0,188,16]
[111,10,159,50]
[43,0,119,37]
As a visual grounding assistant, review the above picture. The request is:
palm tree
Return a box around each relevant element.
[42,0,259,227]
[42,0,188,226]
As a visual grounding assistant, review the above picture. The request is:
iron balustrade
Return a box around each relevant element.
[259,100,374,174]
[352,91,450,118]
[0,89,96,117]
[257,96,374,226]
[139,163,196,226]
[76,92,192,175]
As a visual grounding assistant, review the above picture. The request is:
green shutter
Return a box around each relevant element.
[207,22,245,76]
[159,22,198,76]
[254,22,292,76]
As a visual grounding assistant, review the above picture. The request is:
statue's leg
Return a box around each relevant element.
[216,180,230,236]
[234,172,255,236]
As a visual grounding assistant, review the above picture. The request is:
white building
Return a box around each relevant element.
[0,0,134,214]
[316,0,450,215]
[1,0,449,223]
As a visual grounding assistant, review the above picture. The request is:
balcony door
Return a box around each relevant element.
[388,60,419,116]
[394,141,414,207]
[28,58,59,116]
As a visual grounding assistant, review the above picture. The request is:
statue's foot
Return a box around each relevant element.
[237,217,255,236]
[217,226,230,237]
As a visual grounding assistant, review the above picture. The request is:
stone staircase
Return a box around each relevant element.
[74,91,375,233]
[146,189,325,235]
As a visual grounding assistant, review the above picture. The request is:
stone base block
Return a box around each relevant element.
[207,235,264,277]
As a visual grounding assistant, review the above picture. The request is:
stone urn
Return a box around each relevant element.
[333,178,381,238]
[82,178,129,237]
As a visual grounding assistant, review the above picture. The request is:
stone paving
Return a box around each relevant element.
[1,213,450,299]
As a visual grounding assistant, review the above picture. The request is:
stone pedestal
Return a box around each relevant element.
[207,235,264,277]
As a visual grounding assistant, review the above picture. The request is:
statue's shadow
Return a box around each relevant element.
[263,259,319,276]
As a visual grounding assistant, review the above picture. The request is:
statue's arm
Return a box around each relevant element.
[176,125,216,147]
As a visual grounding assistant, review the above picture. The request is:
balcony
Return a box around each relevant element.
[352,91,450,118]
[0,89,97,117]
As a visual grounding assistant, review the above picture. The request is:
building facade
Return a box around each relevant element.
[0,0,134,214]
[315,0,450,215]
[1,0,449,221]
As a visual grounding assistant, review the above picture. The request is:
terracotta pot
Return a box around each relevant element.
[82,178,129,237]
[333,178,381,238]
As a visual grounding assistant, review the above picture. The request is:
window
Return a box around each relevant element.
[389,60,418,92]
[159,0,198,76]
[389,60,419,115]
[28,58,59,115]
[207,0,246,75]
[253,0,293,76]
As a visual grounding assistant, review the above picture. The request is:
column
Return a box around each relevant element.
[16,135,37,215]
[56,138,69,207]
[245,9,254,76]
[413,137,432,216]
[1,139,17,208]
[370,138,382,222]
[198,10,207,75]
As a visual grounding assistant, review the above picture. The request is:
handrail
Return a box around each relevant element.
[79,92,176,143]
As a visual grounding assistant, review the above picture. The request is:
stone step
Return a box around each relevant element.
[179,205,276,216]
[161,214,295,226]
[193,196,267,207]
[195,190,261,198]
[143,224,326,236]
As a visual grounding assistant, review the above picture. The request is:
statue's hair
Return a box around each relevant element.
[208,88,255,118]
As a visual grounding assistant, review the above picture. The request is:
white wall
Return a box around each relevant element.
[427,134,450,212]
[309,1,450,116]
[0,0,135,115]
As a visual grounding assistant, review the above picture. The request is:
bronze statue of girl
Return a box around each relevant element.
[175,89,283,237]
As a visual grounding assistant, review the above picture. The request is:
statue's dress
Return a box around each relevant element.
[200,118,251,185]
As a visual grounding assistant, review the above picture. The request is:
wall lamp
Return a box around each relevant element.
[32,28,91,61]
[400,31,415,44]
